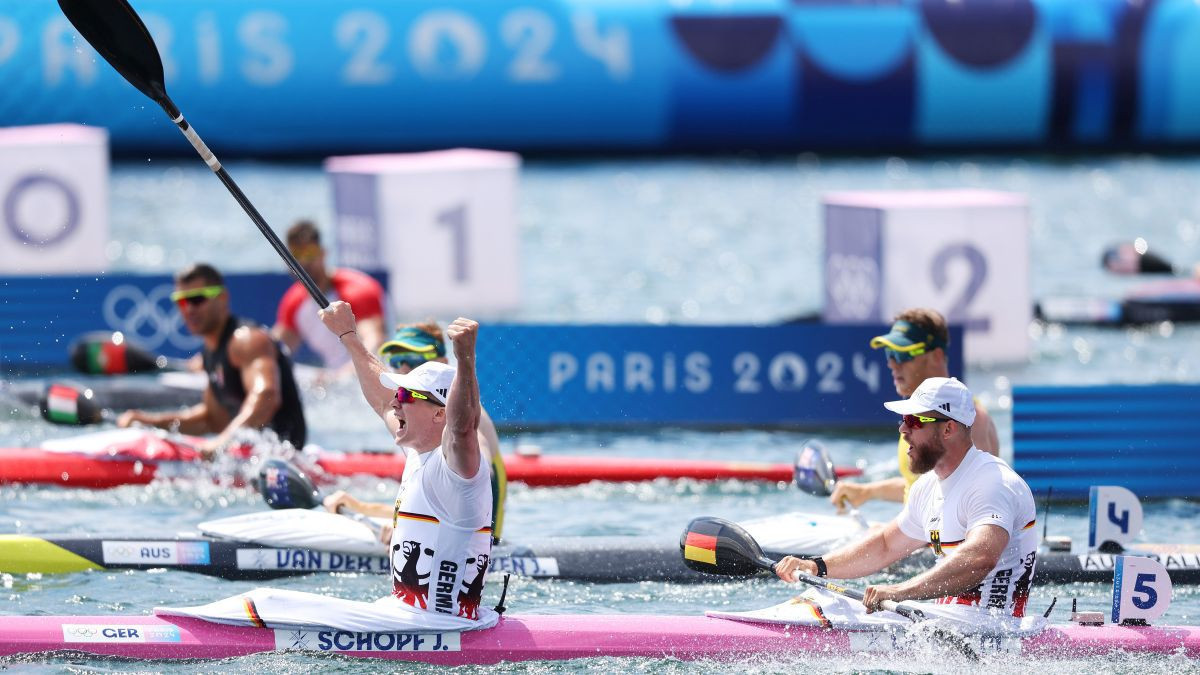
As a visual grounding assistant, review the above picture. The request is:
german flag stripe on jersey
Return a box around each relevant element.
[395,511,440,525]
[1022,519,1037,530]
[394,511,492,534]
[927,539,964,550]
[242,597,266,628]
[683,532,717,565]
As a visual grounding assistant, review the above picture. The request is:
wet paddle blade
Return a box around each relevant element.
[57,0,171,108]
[255,459,321,509]
[69,332,166,375]
[680,516,775,577]
[794,439,837,497]
[39,383,103,425]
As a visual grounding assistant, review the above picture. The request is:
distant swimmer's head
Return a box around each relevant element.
[379,323,446,374]
[1101,240,1174,275]
[870,308,949,397]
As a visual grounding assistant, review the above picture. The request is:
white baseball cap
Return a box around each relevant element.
[883,376,975,426]
[379,361,455,405]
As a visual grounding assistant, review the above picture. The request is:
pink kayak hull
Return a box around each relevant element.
[1,614,1199,664]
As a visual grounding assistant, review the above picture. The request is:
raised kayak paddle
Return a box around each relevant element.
[57,0,328,308]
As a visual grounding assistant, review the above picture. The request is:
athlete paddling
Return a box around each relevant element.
[116,263,306,455]
[776,377,1037,617]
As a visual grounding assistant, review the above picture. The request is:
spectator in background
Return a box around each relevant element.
[273,219,386,373]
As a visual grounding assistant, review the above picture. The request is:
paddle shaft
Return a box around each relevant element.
[337,507,385,539]
[789,570,924,622]
[58,0,327,309]
[736,544,924,622]
[158,96,328,309]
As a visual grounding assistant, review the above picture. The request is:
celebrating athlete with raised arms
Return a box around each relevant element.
[318,301,495,623]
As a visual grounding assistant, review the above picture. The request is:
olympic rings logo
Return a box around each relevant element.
[826,253,879,321]
[102,284,201,352]
[65,626,98,638]
[3,174,80,248]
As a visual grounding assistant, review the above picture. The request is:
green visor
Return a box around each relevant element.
[378,326,445,358]
[869,320,946,361]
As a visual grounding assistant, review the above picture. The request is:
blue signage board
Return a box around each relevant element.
[1,273,966,428]
[475,324,964,428]
[0,272,325,372]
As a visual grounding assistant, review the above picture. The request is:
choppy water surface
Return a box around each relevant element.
[4,155,1200,672]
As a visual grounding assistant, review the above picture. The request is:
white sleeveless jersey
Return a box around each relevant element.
[897,448,1038,616]
[390,445,495,623]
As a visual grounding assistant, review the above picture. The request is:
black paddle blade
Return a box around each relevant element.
[69,331,165,375]
[39,383,103,425]
[794,439,836,497]
[58,0,173,111]
[680,516,776,577]
[256,458,321,509]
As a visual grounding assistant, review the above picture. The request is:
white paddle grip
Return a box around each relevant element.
[172,114,221,171]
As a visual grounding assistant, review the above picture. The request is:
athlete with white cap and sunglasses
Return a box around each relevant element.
[830,308,1000,511]
[317,300,496,625]
[776,377,1038,618]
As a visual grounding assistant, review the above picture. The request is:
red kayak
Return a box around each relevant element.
[0,430,861,489]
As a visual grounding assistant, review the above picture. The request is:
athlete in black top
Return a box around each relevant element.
[203,315,306,448]
[118,263,306,454]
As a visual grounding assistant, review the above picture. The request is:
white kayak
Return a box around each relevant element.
[199,509,389,557]
[199,508,870,560]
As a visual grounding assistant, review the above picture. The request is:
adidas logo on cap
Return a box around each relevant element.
[882,376,977,427]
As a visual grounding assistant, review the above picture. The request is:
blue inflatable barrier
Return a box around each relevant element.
[1,0,1199,153]
[1013,384,1200,499]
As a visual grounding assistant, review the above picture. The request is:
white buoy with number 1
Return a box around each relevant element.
[1088,485,1143,551]
[1112,555,1172,625]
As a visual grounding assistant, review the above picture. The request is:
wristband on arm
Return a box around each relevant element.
[811,556,828,578]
